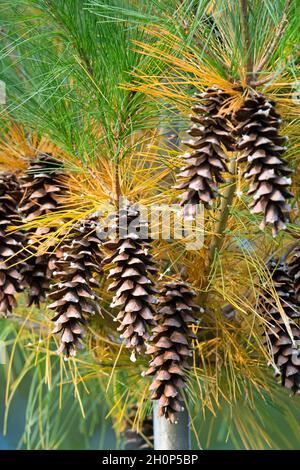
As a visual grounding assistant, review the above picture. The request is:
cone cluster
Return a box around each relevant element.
[288,246,300,302]
[104,206,157,355]
[145,282,199,423]
[48,216,103,357]
[235,93,293,236]
[0,172,27,315]
[262,260,300,394]
[175,87,233,216]
[122,405,153,450]
[19,153,65,306]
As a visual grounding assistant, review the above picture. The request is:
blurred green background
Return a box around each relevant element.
[1,318,300,450]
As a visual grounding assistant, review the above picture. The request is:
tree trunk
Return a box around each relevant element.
[153,402,191,450]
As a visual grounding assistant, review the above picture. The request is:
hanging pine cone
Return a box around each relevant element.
[48,215,103,357]
[0,172,27,315]
[103,205,157,357]
[234,92,293,236]
[145,282,199,423]
[174,87,234,217]
[261,259,300,394]
[287,246,300,302]
[19,153,65,307]
[122,405,153,450]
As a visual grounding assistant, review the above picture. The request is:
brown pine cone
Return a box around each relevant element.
[175,86,234,217]
[145,281,200,423]
[48,216,103,357]
[234,92,293,236]
[19,153,65,306]
[0,172,27,315]
[261,259,300,394]
[103,205,157,356]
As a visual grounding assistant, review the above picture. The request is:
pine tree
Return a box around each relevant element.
[0,0,299,452]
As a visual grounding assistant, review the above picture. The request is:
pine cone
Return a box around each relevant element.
[122,405,153,450]
[19,153,65,306]
[145,282,199,423]
[234,93,293,236]
[0,172,27,315]
[104,205,157,356]
[175,87,234,217]
[261,260,300,394]
[287,246,300,302]
[48,216,103,357]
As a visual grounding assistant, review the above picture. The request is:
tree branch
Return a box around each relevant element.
[208,160,237,266]
[114,162,121,208]
[250,74,275,87]
[201,160,237,304]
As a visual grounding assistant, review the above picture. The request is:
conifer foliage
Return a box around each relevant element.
[0,0,299,450]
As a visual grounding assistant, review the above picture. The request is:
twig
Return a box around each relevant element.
[255,0,291,74]
[114,161,121,208]
[208,160,237,267]
[239,0,253,83]
[250,74,276,87]
[202,160,237,304]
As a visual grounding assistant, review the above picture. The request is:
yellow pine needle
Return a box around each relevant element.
[106,343,124,393]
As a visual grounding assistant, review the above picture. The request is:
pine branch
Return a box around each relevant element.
[250,74,275,87]
[114,162,121,206]
[207,159,237,270]
[200,160,237,306]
